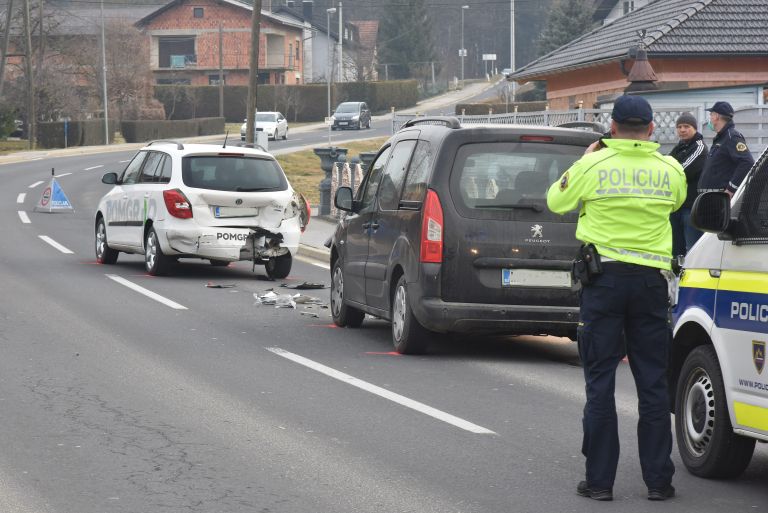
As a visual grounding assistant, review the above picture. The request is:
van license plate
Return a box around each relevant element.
[501,269,572,288]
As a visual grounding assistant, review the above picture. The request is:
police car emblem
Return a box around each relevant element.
[736,142,748,152]
[560,171,569,191]
[754,340,765,375]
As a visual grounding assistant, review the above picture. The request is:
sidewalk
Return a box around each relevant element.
[297,214,337,262]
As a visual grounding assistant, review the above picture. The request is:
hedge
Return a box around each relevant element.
[120,117,224,143]
[37,119,118,148]
[154,81,419,123]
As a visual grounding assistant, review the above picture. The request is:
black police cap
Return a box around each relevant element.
[611,95,653,124]
[706,101,734,117]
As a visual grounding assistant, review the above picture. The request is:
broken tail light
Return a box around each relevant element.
[163,189,193,219]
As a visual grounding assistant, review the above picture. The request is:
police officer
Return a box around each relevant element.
[698,101,755,197]
[547,95,686,502]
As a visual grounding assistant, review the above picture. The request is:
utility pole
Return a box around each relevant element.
[326,7,336,146]
[510,0,516,102]
[245,0,262,146]
[460,5,469,89]
[22,0,34,149]
[337,1,342,82]
[35,0,42,78]
[100,0,108,145]
[0,0,15,98]
[218,21,224,118]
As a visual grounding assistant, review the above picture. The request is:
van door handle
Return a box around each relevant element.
[362,222,371,230]
[370,222,380,230]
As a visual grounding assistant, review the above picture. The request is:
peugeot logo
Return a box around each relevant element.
[235,198,243,205]
[531,224,543,238]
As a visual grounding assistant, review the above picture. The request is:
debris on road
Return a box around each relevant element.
[206,282,237,288]
[300,311,320,318]
[280,282,326,290]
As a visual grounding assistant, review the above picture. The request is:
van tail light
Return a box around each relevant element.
[420,189,443,263]
[163,189,193,219]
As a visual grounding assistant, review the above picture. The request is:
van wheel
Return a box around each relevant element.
[331,260,365,327]
[391,275,430,354]
[95,217,118,264]
[282,128,288,140]
[145,227,173,276]
[265,253,292,279]
[675,345,755,478]
[209,259,230,267]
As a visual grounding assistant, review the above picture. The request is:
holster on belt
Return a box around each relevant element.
[572,243,603,286]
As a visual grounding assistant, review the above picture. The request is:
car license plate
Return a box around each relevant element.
[338,121,348,126]
[501,269,572,288]
[214,206,259,218]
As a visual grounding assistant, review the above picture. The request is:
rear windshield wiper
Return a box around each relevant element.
[235,187,273,192]
[474,203,543,212]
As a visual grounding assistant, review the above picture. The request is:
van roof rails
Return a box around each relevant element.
[556,121,605,134]
[401,116,462,130]
[147,140,185,150]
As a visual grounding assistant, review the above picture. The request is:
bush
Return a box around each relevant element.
[37,119,117,148]
[121,119,198,143]
[0,108,16,139]
[196,117,225,136]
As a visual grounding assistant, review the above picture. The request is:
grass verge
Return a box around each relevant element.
[0,140,29,155]
[276,137,388,205]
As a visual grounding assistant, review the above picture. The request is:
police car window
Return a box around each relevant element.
[358,146,392,213]
[157,155,172,184]
[401,140,432,203]
[181,156,288,192]
[121,151,147,185]
[140,152,164,183]
[738,154,768,240]
[378,140,416,211]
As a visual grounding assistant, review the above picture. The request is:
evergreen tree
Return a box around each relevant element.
[376,0,436,80]
[538,0,596,57]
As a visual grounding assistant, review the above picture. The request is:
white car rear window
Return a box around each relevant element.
[182,156,288,192]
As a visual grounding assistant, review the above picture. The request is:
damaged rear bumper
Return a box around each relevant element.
[163,222,300,261]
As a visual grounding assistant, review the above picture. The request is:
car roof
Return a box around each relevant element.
[140,141,275,159]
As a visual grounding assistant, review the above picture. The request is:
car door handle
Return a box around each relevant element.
[362,222,371,230]
[370,222,380,230]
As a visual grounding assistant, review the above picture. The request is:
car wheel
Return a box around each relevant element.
[366,119,371,129]
[145,227,173,276]
[331,259,365,328]
[282,128,288,140]
[209,259,230,267]
[675,345,755,478]
[391,275,431,354]
[95,216,118,264]
[265,253,292,279]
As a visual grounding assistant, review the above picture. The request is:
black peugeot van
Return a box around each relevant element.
[329,117,600,353]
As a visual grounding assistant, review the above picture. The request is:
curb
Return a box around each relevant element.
[298,243,330,263]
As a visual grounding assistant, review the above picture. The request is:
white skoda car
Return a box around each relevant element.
[94,141,307,278]
[240,112,288,141]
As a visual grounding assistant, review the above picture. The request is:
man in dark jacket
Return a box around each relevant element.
[698,101,754,197]
[668,112,707,256]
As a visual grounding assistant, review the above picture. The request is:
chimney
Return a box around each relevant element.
[625,46,658,92]
[302,0,314,20]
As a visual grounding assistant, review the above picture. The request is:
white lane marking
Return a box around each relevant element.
[17,193,26,203]
[38,235,74,254]
[18,211,30,224]
[266,347,496,435]
[105,274,188,310]
[28,181,44,189]
[56,172,72,177]
[85,165,103,171]
[119,160,130,163]
[294,255,330,270]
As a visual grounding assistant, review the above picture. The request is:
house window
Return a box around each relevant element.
[622,1,634,15]
[344,28,348,40]
[296,43,300,63]
[209,74,225,85]
[193,7,204,18]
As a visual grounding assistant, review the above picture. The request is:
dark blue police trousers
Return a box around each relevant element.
[577,261,675,490]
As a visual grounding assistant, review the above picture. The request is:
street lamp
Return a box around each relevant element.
[461,5,469,89]
[327,7,336,146]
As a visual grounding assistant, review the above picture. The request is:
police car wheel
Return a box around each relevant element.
[95,217,118,265]
[209,259,230,267]
[145,227,173,276]
[265,253,292,279]
[675,345,756,478]
[391,275,430,355]
[330,259,365,328]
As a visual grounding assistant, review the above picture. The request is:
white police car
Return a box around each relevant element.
[95,141,307,278]
[671,146,768,478]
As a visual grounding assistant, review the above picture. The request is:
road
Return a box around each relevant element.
[0,112,766,512]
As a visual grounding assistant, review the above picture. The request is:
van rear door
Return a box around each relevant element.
[441,140,586,308]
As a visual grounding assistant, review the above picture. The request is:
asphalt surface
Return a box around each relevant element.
[0,94,766,512]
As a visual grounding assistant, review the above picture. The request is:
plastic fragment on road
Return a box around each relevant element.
[300,311,320,318]
[280,282,326,290]
[275,295,297,309]
[206,282,237,288]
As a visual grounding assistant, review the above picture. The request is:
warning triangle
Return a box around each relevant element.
[34,177,74,213]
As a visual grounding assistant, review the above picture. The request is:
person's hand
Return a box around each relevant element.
[726,189,734,198]
[584,141,602,154]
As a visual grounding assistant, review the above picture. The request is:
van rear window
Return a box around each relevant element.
[451,142,584,211]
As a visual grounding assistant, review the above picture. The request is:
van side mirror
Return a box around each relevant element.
[102,172,118,185]
[690,191,731,233]
[335,187,354,212]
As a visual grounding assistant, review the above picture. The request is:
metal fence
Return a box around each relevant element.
[392,105,768,158]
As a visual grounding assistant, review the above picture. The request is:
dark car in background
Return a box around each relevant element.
[332,102,371,130]
[328,117,600,354]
